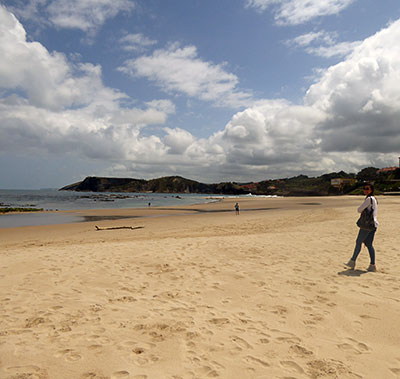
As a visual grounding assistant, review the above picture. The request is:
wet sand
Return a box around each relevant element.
[0,196,400,378]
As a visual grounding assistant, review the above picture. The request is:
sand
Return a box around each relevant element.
[0,196,399,378]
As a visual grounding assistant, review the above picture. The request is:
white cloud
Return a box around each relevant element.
[120,33,157,51]
[306,41,362,58]
[4,0,135,34]
[48,0,134,32]
[287,30,361,58]
[0,9,125,111]
[118,43,254,108]
[145,99,176,115]
[188,18,400,180]
[211,100,326,169]
[0,6,172,163]
[3,0,48,24]
[246,0,355,25]
[288,31,336,47]
[164,128,195,154]
[246,0,284,13]
[1,5,400,183]
[306,20,400,154]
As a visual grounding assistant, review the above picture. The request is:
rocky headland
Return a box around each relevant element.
[60,167,400,196]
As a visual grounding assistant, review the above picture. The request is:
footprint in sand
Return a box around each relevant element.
[210,360,225,370]
[351,320,363,329]
[270,305,288,317]
[87,344,103,351]
[65,352,82,362]
[111,371,130,378]
[280,360,305,374]
[86,335,110,344]
[337,338,370,354]
[108,296,136,304]
[244,355,270,367]
[389,368,400,376]
[81,371,108,378]
[289,344,314,357]
[6,365,49,378]
[49,305,63,311]
[359,314,379,320]
[122,340,157,351]
[231,335,253,350]
[194,365,219,378]
[276,336,302,344]
[89,304,104,313]
[208,318,230,326]
[91,327,106,334]
[55,348,82,362]
[24,316,48,328]
[13,307,28,315]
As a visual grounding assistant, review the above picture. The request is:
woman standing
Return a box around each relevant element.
[346,183,378,272]
[234,202,240,215]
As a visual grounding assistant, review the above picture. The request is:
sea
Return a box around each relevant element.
[0,189,225,228]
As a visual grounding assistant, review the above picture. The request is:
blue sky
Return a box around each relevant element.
[1,0,400,189]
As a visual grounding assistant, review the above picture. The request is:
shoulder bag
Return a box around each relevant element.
[356,197,376,231]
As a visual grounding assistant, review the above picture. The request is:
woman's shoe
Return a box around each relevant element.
[367,264,377,272]
[345,259,355,270]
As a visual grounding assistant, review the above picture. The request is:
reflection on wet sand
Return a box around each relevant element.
[0,213,140,229]
[82,215,139,222]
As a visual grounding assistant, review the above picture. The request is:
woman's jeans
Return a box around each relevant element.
[351,228,376,264]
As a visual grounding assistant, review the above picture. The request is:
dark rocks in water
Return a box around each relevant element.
[0,207,44,213]
[78,193,138,202]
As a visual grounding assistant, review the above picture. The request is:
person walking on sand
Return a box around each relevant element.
[345,183,378,272]
[235,202,240,215]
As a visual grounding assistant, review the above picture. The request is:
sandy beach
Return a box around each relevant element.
[0,196,399,378]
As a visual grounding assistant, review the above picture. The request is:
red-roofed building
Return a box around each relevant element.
[239,183,258,192]
[377,167,398,173]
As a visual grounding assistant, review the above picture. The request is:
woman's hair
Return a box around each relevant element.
[364,182,375,197]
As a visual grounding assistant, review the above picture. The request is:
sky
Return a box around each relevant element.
[1,0,400,189]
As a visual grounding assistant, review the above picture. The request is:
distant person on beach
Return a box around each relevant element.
[235,202,240,215]
[148,202,151,207]
[345,183,378,272]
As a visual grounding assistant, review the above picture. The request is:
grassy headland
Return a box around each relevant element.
[59,167,400,196]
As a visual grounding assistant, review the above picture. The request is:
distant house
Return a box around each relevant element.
[331,178,357,188]
[239,183,258,192]
[377,167,398,174]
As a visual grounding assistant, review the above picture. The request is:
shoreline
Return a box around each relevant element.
[0,195,392,249]
[0,195,366,222]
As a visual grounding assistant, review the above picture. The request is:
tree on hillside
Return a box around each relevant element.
[357,167,378,182]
